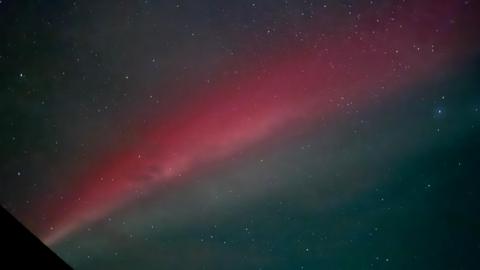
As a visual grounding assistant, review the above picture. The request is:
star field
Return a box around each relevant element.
[1,1,480,269]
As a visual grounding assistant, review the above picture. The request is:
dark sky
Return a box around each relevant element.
[1,1,480,269]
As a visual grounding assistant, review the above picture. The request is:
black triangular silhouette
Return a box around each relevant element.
[0,207,72,269]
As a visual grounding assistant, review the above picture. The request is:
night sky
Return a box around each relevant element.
[1,0,480,269]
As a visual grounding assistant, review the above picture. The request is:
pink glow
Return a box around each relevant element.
[29,0,478,245]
